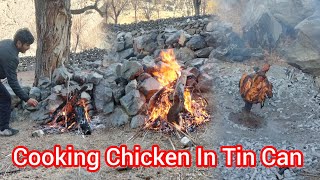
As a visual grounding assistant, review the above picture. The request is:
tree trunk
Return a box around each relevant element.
[193,0,201,16]
[134,6,137,23]
[114,15,118,24]
[34,0,71,86]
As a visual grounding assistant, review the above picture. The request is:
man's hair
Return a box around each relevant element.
[14,28,34,45]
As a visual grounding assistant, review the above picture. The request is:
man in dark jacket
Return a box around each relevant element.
[0,28,38,136]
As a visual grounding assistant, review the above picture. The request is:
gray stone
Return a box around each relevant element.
[178,32,191,46]
[175,47,196,63]
[73,71,88,85]
[186,28,196,35]
[32,130,45,137]
[94,80,114,112]
[195,47,214,58]
[81,92,91,101]
[120,90,146,116]
[186,35,207,51]
[124,32,133,49]
[87,72,103,85]
[186,67,200,78]
[112,85,125,104]
[165,30,190,46]
[116,32,126,39]
[282,12,320,76]
[121,61,144,80]
[118,48,134,60]
[164,27,178,33]
[209,47,228,60]
[103,51,120,64]
[29,108,50,121]
[133,32,158,55]
[52,85,63,94]
[83,83,94,91]
[116,40,125,52]
[243,7,282,49]
[38,77,51,89]
[52,67,72,85]
[139,77,162,100]
[137,73,152,83]
[104,63,122,79]
[130,115,146,129]
[108,107,129,127]
[227,48,264,62]
[206,21,217,32]
[142,55,156,73]
[29,87,41,101]
[197,73,214,93]
[180,136,192,147]
[125,80,138,94]
[10,108,22,122]
[40,89,51,101]
[45,94,64,112]
[157,33,166,48]
[185,58,207,69]
[103,101,114,114]
[200,63,216,75]
[165,31,182,45]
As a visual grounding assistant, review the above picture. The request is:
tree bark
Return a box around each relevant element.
[193,0,201,16]
[34,0,71,86]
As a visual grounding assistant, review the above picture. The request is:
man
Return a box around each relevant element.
[0,28,38,136]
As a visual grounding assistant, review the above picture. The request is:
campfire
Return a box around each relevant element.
[143,49,210,133]
[43,86,92,135]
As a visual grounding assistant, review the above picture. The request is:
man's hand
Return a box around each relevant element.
[27,98,38,107]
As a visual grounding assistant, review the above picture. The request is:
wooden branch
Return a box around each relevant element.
[147,86,167,112]
[46,86,88,125]
[0,169,21,175]
[71,0,104,17]
[167,71,187,124]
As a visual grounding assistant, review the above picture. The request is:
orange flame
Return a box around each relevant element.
[48,98,91,131]
[152,49,181,86]
[145,49,210,132]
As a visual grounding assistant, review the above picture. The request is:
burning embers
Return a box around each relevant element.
[144,49,210,133]
[45,86,92,135]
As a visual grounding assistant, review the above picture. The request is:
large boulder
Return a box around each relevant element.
[243,6,282,49]
[133,32,158,56]
[120,90,146,116]
[281,11,320,76]
[242,0,316,49]
[121,61,144,80]
[94,79,114,114]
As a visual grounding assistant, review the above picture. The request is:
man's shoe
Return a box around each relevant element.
[0,128,19,136]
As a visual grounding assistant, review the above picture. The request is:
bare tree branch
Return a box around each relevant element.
[71,0,104,17]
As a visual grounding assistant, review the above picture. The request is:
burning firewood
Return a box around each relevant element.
[167,71,187,124]
[143,49,210,134]
[44,86,92,135]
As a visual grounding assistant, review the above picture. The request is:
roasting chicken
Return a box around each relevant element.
[239,64,273,111]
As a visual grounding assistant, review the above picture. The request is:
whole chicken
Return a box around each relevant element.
[239,64,273,112]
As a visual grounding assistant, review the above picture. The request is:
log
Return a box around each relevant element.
[167,71,187,124]
[46,86,88,125]
[75,106,91,135]
[147,86,167,112]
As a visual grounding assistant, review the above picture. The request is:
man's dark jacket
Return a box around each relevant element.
[0,39,29,102]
